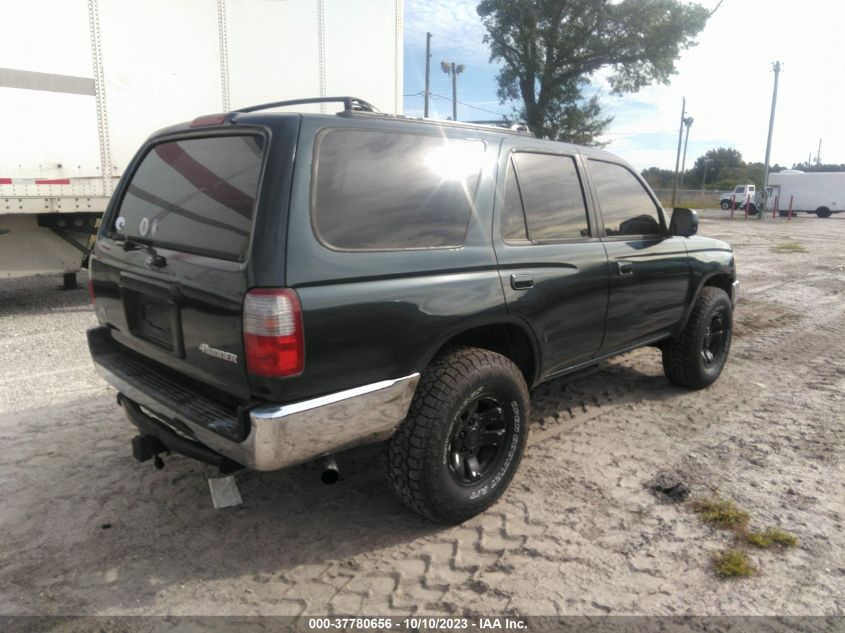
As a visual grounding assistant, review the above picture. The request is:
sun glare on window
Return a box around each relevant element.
[424,142,485,181]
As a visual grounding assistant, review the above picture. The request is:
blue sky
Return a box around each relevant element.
[403,0,845,172]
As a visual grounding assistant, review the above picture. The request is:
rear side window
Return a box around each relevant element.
[507,152,590,241]
[312,129,484,250]
[501,158,528,241]
[588,160,663,236]
[114,135,264,261]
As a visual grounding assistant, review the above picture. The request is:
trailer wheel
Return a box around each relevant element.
[816,207,832,218]
[779,209,789,217]
[720,200,731,210]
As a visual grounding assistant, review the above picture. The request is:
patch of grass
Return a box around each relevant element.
[744,527,799,549]
[713,549,757,578]
[772,241,808,253]
[690,496,751,529]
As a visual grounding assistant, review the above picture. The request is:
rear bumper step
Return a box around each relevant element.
[88,327,420,471]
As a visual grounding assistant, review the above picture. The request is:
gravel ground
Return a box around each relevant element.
[0,213,843,617]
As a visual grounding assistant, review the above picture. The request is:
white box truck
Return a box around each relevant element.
[1,0,404,288]
[767,170,844,218]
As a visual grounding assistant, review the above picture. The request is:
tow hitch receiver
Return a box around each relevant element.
[131,434,166,463]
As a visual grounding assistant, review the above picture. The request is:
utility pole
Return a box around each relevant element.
[702,158,713,189]
[816,138,822,165]
[441,60,465,121]
[670,97,686,208]
[761,61,782,219]
[423,32,431,117]
[680,116,694,189]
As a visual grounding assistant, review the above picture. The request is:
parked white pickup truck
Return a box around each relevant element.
[719,184,758,213]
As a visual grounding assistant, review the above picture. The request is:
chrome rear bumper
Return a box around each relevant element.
[89,329,419,471]
[731,280,740,307]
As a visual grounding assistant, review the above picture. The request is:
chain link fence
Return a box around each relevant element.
[652,189,722,209]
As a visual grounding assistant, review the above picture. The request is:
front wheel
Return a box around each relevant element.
[720,200,731,210]
[387,347,529,524]
[662,287,733,389]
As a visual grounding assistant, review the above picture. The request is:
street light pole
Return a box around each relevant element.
[441,60,465,121]
[761,61,782,219]
[670,97,686,208]
[680,116,694,189]
[423,32,431,117]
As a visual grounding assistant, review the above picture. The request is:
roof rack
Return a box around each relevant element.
[233,96,379,114]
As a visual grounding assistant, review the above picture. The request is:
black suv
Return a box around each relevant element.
[87,97,738,524]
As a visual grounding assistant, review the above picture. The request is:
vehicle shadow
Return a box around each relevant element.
[2,348,686,615]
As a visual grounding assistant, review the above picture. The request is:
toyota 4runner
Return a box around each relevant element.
[87,96,738,524]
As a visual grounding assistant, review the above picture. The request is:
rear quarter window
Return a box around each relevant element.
[311,129,485,250]
[114,135,265,261]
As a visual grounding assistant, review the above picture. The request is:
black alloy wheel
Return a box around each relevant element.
[701,307,728,365]
[448,395,510,485]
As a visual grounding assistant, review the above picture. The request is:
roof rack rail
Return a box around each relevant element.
[233,96,379,114]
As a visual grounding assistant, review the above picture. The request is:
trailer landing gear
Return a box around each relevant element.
[62,272,78,290]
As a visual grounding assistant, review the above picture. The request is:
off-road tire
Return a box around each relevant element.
[662,287,733,390]
[387,346,529,524]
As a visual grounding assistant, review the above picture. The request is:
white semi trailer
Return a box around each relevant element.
[1,0,404,288]
[768,170,845,218]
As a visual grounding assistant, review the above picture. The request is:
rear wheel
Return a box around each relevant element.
[748,204,759,216]
[663,287,733,389]
[720,200,731,210]
[816,207,832,218]
[387,347,529,524]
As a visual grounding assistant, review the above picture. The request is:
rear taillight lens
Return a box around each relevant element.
[243,288,304,377]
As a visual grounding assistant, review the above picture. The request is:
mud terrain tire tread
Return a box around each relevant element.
[387,346,529,524]
[663,287,733,390]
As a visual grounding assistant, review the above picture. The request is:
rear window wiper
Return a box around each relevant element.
[114,236,167,268]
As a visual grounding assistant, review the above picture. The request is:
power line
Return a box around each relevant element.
[430,92,509,117]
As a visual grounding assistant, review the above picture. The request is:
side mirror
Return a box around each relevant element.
[670,208,699,237]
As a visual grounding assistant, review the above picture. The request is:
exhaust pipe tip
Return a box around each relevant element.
[320,455,340,485]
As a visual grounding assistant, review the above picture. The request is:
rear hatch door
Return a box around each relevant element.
[92,131,268,402]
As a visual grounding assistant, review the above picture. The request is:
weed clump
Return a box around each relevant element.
[745,527,798,549]
[713,549,757,578]
[772,242,807,253]
[691,496,751,529]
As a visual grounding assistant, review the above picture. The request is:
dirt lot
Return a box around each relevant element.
[1,212,843,617]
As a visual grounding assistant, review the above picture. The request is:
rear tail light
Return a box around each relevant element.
[243,288,304,377]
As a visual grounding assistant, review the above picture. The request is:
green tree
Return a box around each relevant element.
[477,0,711,142]
[690,147,743,186]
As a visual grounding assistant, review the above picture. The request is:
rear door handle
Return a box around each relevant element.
[617,261,634,277]
[510,273,534,290]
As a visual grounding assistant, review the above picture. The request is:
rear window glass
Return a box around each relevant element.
[511,152,590,240]
[312,129,484,250]
[114,135,264,261]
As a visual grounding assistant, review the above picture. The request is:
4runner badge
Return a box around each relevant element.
[199,343,238,364]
